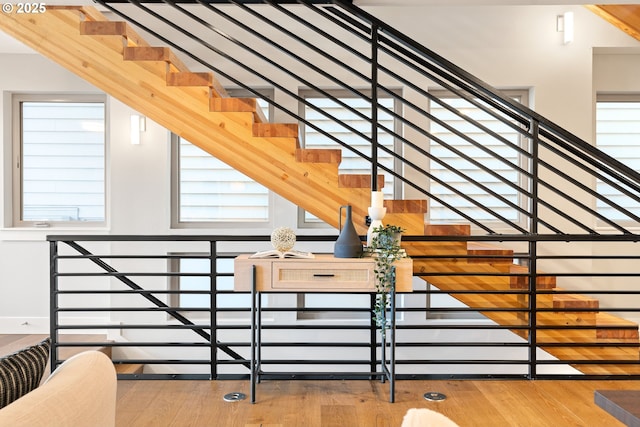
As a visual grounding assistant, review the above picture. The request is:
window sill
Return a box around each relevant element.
[0,227,110,242]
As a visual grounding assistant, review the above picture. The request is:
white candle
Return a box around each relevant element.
[371,191,384,208]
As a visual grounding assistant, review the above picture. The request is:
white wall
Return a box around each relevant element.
[0,55,100,332]
[1,4,639,333]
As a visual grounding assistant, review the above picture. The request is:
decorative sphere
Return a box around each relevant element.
[270,227,296,252]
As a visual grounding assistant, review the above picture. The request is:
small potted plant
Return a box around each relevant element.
[368,224,406,336]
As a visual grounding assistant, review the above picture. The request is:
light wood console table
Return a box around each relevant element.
[234,254,413,403]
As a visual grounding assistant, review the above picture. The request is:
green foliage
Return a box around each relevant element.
[367,224,406,335]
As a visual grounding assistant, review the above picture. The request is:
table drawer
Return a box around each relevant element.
[272,261,374,290]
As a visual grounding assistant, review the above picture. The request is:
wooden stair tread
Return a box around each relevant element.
[254,123,298,138]
[467,242,514,264]
[79,20,149,48]
[338,174,384,189]
[424,223,470,236]
[53,335,147,374]
[509,264,557,289]
[115,363,145,375]
[57,345,110,360]
[553,293,599,310]
[295,148,341,163]
[403,240,468,257]
[596,313,640,341]
[383,199,427,214]
[55,334,112,358]
[123,46,190,74]
[210,97,268,124]
[167,72,228,98]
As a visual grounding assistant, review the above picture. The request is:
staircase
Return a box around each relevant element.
[54,334,144,376]
[2,5,639,376]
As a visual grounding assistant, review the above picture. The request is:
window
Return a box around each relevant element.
[427,91,529,227]
[595,95,640,222]
[174,136,271,224]
[12,94,106,227]
[168,254,250,319]
[172,90,273,227]
[299,89,401,225]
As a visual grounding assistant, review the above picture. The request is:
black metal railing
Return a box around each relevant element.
[94,0,640,235]
[45,0,640,380]
[49,234,640,380]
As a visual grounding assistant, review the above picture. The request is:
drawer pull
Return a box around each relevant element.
[313,273,335,278]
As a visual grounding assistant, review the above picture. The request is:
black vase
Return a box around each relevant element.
[334,205,363,258]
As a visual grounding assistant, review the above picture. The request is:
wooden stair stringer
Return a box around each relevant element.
[587,4,640,43]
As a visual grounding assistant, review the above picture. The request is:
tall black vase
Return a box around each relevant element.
[334,205,363,258]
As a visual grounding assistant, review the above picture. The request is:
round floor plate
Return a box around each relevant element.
[223,392,247,402]
[424,392,447,401]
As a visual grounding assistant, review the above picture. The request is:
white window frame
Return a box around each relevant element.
[297,88,403,228]
[427,90,530,231]
[595,93,640,227]
[11,93,107,228]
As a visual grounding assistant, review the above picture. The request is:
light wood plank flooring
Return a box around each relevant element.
[3,334,639,426]
[115,378,639,427]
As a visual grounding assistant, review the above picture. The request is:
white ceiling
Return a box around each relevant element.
[357,0,639,3]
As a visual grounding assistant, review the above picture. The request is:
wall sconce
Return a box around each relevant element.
[130,114,146,145]
[557,11,574,45]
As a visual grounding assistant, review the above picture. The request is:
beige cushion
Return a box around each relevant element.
[0,350,117,427]
[401,408,460,427]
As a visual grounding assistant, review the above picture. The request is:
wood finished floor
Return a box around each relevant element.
[115,378,638,427]
[2,334,638,426]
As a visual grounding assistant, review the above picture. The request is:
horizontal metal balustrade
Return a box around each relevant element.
[49,234,640,380]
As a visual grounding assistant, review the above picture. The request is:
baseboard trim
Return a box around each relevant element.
[0,316,110,334]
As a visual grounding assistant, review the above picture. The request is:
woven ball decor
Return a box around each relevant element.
[270,227,296,252]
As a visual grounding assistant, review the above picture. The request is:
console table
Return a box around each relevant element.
[234,254,413,403]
